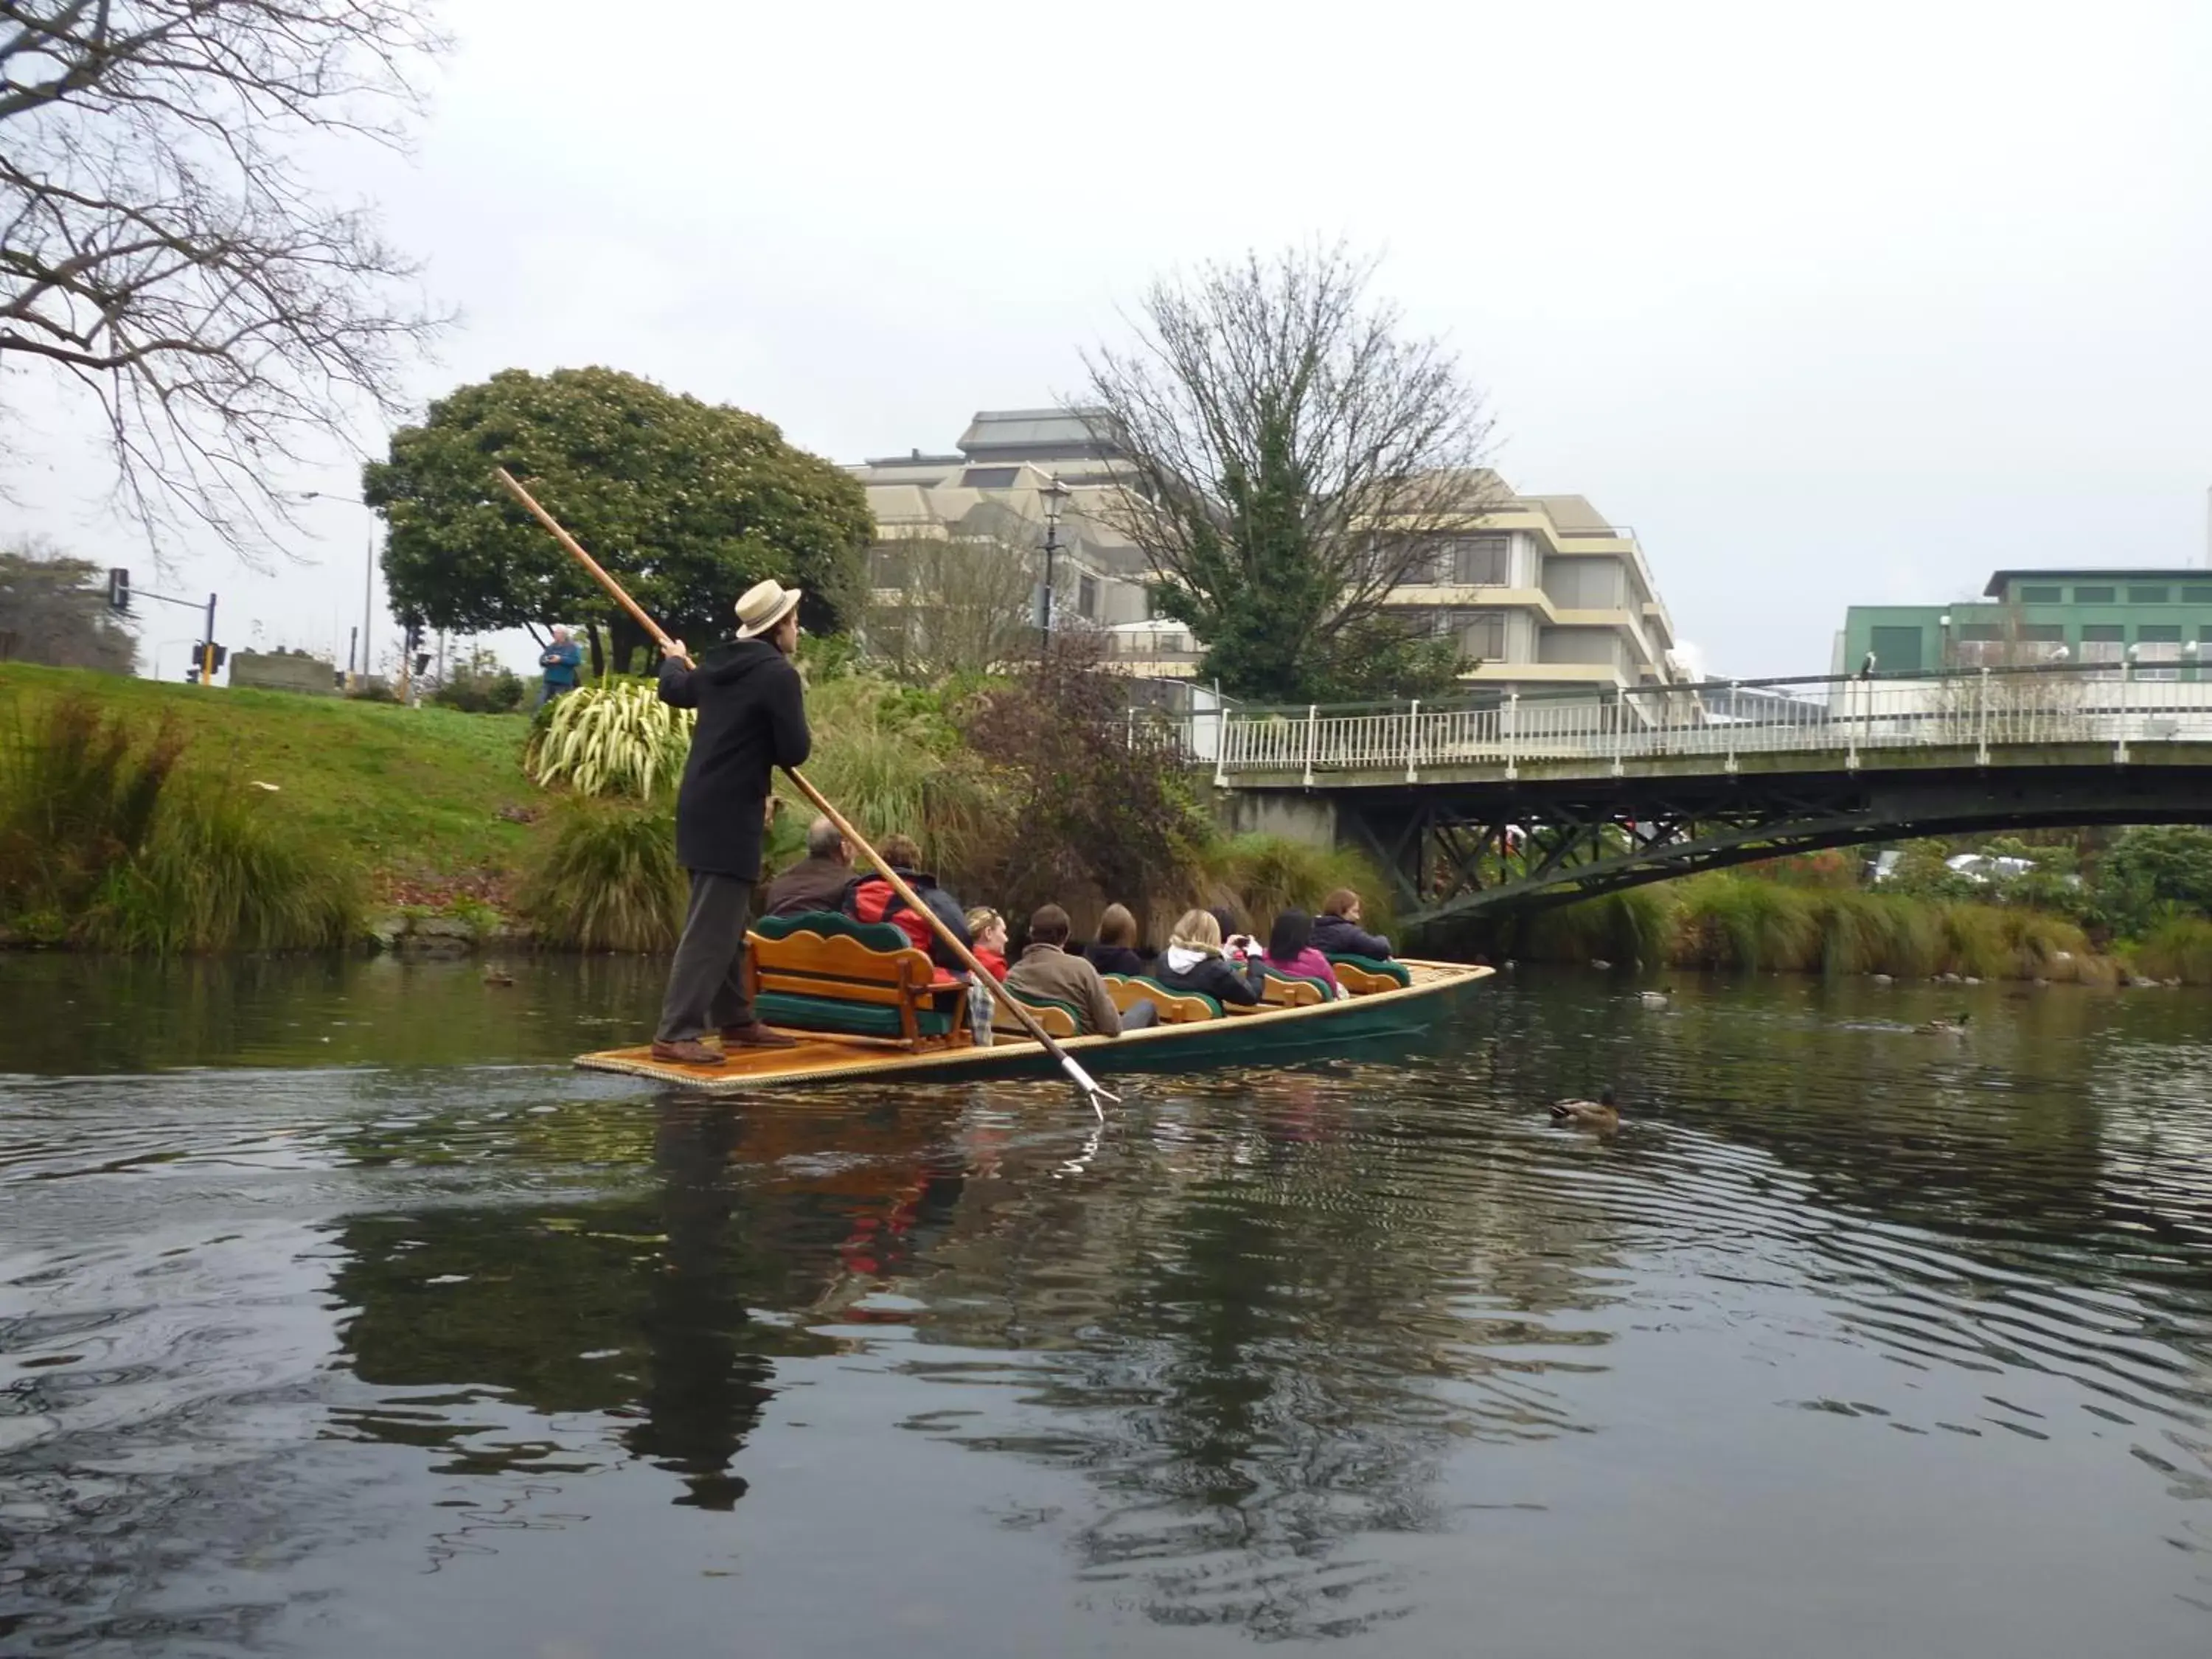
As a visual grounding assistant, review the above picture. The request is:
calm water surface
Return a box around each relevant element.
[4,955,2212,1657]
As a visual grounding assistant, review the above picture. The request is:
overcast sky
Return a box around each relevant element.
[10,0,2211,684]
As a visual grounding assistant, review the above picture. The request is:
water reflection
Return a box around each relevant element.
[4,957,2212,1653]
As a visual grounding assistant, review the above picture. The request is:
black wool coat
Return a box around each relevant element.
[658,640,810,880]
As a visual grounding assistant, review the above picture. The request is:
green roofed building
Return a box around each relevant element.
[1836,569,2212,677]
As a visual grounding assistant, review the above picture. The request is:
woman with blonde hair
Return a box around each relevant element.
[1154,907,1266,1006]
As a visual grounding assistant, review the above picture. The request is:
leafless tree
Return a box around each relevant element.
[0,1,448,568]
[1080,243,1499,700]
[864,502,1086,683]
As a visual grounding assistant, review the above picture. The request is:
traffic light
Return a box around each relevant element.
[108,568,131,613]
[192,642,228,670]
[412,653,431,676]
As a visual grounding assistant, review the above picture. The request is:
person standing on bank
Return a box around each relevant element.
[650,580,810,1065]
[536,625,582,709]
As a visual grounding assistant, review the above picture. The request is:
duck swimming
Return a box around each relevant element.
[1639,987,1672,1009]
[1550,1090,1620,1133]
[1915,1012,1969,1036]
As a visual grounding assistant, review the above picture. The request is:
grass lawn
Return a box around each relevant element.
[0,663,549,908]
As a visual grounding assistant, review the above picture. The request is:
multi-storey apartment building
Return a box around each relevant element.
[851,410,1687,699]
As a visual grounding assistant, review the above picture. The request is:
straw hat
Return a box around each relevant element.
[734,579,802,639]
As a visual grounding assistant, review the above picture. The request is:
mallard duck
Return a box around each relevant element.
[1915,1012,1969,1036]
[482,967,515,987]
[1550,1090,1619,1132]
[1639,987,1673,1009]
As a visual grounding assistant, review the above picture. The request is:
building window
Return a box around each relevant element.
[2185,585,2212,604]
[2017,585,2062,604]
[1542,557,1622,610]
[2081,622,2124,664]
[2130,585,2172,604]
[1868,625,1924,675]
[1419,535,1510,585]
[2074,585,2116,604]
[1077,574,1099,619]
[959,466,1020,489]
[1956,622,2004,665]
[1460,610,1507,660]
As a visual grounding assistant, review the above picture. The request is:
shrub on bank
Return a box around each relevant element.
[517,799,686,951]
[1508,872,2103,981]
[1187,835,1401,945]
[2130,917,2212,984]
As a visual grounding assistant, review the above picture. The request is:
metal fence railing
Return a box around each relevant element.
[1208,664,2212,782]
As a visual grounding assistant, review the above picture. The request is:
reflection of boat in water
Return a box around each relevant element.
[577,959,1492,1096]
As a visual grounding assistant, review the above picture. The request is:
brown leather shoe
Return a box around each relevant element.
[720,1020,798,1048]
[651,1037,725,1065]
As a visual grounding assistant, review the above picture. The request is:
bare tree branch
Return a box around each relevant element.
[1080,243,1499,701]
[0,0,450,571]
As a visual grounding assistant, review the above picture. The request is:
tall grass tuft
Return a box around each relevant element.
[1,698,358,952]
[526,680,694,800]
[1677,877,1822,971]
[518,799,686,951]
[775,677,999,888]
[1186,835,1399,944]
[1516,885,1670,966]
[88,776,362,953]
[2132,917,2212,984]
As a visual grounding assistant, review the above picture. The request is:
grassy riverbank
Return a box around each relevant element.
[0,664,546,922]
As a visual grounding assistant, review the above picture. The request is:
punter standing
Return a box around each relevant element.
[650,579,809,1065]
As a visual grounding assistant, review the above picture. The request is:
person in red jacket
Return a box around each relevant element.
[838,832,972,970]
[964,907,1009,980]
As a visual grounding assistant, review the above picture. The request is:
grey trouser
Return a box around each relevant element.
[655,872,756,1042]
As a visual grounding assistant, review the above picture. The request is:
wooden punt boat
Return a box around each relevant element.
[577,957,1490,1096]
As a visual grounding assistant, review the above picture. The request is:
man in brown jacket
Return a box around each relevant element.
[1002,905,1157,1034]
[759,816,852,917]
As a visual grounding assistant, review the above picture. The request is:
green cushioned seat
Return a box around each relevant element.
[1327,953,1411,987]
[1107,973,1223,1018]
[752,911,909,953]
[1259,962,1334,997]
[756,991,956,1039]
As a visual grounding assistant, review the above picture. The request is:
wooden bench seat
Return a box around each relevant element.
[1104,973,1222,1024]
[987,985,1082,1039]
[744,911,966,1048]
[1327,953,1411,994]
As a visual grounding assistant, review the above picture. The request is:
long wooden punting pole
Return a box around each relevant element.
[493,467,1117,1117]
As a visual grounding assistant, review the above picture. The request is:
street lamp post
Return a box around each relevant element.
[1038,475,1071,646]
[296,490,377,692]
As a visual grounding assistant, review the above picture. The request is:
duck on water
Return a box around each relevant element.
[1551,1091,1620,1133]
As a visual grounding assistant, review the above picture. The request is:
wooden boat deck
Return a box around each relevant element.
[576,959,1489,1095]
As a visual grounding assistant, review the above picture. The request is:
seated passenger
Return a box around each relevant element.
[965,907,1009,981]
[1263,909,1346,999]
[1155,908,1265,1006]
[1004,904,1156,1034]
[1208,905,1259,964]
[1312,888,1394,961]
[760,815,853,918]
[840,832,970,970]
[1082,902,1147,978]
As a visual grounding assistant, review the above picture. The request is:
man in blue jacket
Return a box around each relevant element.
[650,580,810,1065]
[536,626,582,708]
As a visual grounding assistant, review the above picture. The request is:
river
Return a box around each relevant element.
[3,954,2211,1657]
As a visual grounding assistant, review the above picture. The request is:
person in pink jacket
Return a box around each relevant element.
[1262,909,1346,999]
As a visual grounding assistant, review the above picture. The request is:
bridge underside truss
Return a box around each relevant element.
[1327,762,2212,928]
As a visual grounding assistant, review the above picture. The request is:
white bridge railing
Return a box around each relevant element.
[1207,666,2212,784]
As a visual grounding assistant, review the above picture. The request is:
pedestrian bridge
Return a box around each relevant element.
[1196,666,2212,927]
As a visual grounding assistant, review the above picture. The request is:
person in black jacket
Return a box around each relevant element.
[1081,902,1147,978]
[650,580,811,1065]
[1153,908,1265,1006]
[1312,887,1394,960]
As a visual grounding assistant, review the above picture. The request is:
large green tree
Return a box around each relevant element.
[0,540,137,672]
[1085,244,1496,704]
[364,367,872,672]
